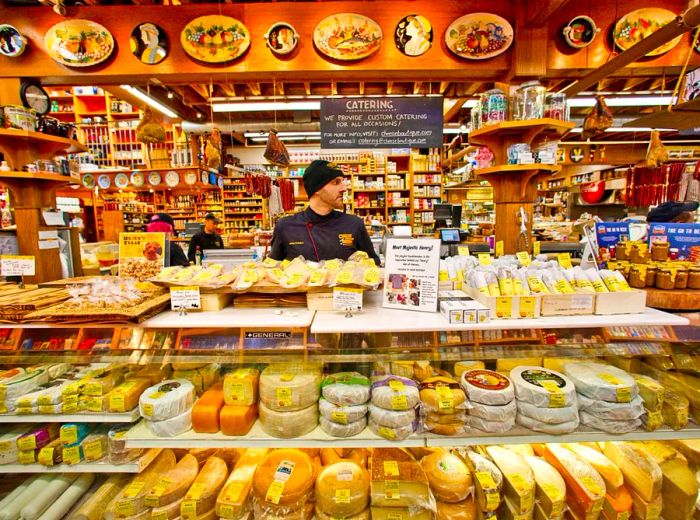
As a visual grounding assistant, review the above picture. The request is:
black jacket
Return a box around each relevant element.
[269,207,380,265]
[188,230,224,262]
[169,242,190,267]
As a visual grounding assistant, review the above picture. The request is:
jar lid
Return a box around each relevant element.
[485,88,504,94]
[519,80,543,88]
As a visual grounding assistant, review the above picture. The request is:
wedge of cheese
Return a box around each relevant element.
[216,448,268,519]
[500,495,535,520]
[524,456,566,518]
[466,451,503,512]
[144,453,199,508]
[602,443,661,503]
[543,444,605,514]
[670,440,700,465]
[149,497,183,520]
[485,446,535,515]
[643,450,697,520]
[603,485,632,520]
[369,447,431,509]
[662,389,690,431]
[631,375,664,412]
[180,455,228,519]
[628,487,661,520]
[563,444,624,497]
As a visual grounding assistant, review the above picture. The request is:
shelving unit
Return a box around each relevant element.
[222,177,266,234]
[1,448,162,474]
[0,408,141,423]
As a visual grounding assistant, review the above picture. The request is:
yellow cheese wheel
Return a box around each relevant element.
[315,505,370,520]
[420,376,467,414]
[315,461,370,517]
[437,499,477,520]
[253,450,316,506]
[420,450,472,503]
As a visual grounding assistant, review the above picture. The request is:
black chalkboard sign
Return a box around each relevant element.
[320,96,444,149]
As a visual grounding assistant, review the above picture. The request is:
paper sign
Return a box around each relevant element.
[533,241,541,256]
[478,253,492,266]
[38,240,60,250]
[119,232,166,269]
[333,287,363,311]
[1,255,35,276]
[383,238,440,313]
[170,286,201,310]
[516,251,531,266]
[557,252,573,269]
[495,241,504,257]
[457,246,470,256]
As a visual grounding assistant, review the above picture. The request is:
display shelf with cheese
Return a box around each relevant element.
[1,447,161,473]
[0,407,141,423]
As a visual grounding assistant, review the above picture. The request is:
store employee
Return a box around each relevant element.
[269,160,380,265]
[188,213,224,262]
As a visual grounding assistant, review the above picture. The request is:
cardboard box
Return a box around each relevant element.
[594,289,647,315]
[464,288,539,319]
[540,293,594,316]
[201,293,232,312]
[307,290,334,311]
[438,290,472,301]
[440,299,490,324]
[440,300,464,324]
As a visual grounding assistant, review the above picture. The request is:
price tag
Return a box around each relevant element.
[519,296,536,318]
[383,460,400,477]
[180,500,197,520]
[115,501,136,517]
[223,482,245,503]
[123,479,146,498]
[336,270,354,285]
[60,425,78,445]
[457,246,470,256]
[83,439,103,461]
[18,450,35,465]
[378,426,396,440]
[516,251,531,266]
[170,286,201,311]
[557,253,573,269]
[533,241,541,256]
[331,411,348,425]
[0,255,35,276]
[478,253,492,266]
[110,394,125,412]
[436,385,454,413]
[62,401,79,414]
[495,296,512,319]
[495,241,504,257]
[275,387,293,408]
[387,513,404,520]
[63,445,81,465]
[142,403,154,418]
[265,481,286,505]
[388,380,404,392]
[384,481,401,500]
[540,380,565,408]
[391,394,407,410]
[17,435,36,451]
[333,286,363,311]
[151,512,168,520]
[186,482,206,500]
[228,382,245,403]
[335,489,351,504]
[581,476,602,496]
[38,447,55,466]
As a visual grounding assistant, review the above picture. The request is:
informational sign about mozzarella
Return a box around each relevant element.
[320,96,444,148]
[1,255,35,276]
[170,286,201,311]
[333,286,363,312]
[383,238,440,313]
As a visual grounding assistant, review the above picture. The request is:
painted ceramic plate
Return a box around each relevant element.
[130,22,168,65]
[180,15,250,63]
[201,171,209,185]
[395,15,433,56]
[165,170,180,187]
[0,25,27,58]
[445,13,513,60]
[217,176,224,189]
[97,174,111,189]
[184,171,198,185]
[614,8,680,56]
[209,172,218,186]
[313,13,383,61]
[44,19,115,67]
[81,173,95,189]
[264,22,299,55]
[148,171,161,186]
[115,173,129,188]
[131,171,145,187]
[563,16,599,49]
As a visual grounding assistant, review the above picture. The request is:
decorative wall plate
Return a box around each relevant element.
[201,171,209,184]
[97,174,111,189]
[313,13,382,61]
[81,174,95,189]
[395,15,433,56]
[209,172,218,186]
[131,171,145,187]
[180,15,250,63]
[130,22,168,65]
[115,173,129,188]
[613,8,680,56]
[217,176,224,189]
[165,170,179,187]
[264,22,299,55]
[44,19,114,67]
[562,16,599,49]
[184,171,197,185]
[148,171,162,186]
[445,12,513,60]
[0,25,27,57]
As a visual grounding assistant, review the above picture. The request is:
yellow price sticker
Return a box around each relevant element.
[223,482,245,503]
[516,251,531,266]
[495,296,512,318]
[187,482,206,500]
[180,499,197,520]
[519,296,536,318]
[495,241,504,257]
[62,401,79,414]
[581,476,602,496]
[16,436,36,451]
[142,403,154,418]
[123,479,146,498]
[38,447,55,466]
[85,382,103,396]
[457,246,470,256]
[436,385,454,413]
[275,387,293,408]
[331,411,348,425]
[384,481,401,500]
[60,425,78,445]
[384,460,400,476]
[63,445,81,465]
[540,380,565,408]
[557,252,573,269]
[18,450,35,465]
[388,380,404,392]
[475,471,497,490]
[151,512,168,520]
[478,253,492,266]
[115,500,136,517]
[37,395,54,406]
[265,481,286,505]
[378,426,396,440]
[533,241,541,256]
[335,489,351,504]
[391,394,408,410]
[83,439,103,461]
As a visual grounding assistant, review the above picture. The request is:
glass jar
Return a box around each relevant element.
[544,93,568,120]
[630,243,649,264]
[689,267,700,289]
[616,241,630,261]
[514,80,546,120]
[651,241,669,262]
[629,265,646,289]
[656,268,675,290]
[481,89,508,126]
[675,267,689,290]
[645,266,657,287]
[470,99,481,131]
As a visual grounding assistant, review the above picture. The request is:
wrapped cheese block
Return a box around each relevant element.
[465,451,503,513]
[315,506,370,520]
[109,378,151,413]
[253,449,315,507]
[144,453,199,508]
[631,375,664,411]
[220,404,257,436]
[60,423,91,445]
[454,361,486,378]
[564,363,638,404]
[543,444,605,514]
[320,415,366,438]
[192,383,225,433]
[518,412,579,434]
[216,448,268,519]
[510,367,577,408]
[437,499,477,520]
[81,429,108,462]
[139,379,195,421]
[461,370,515,406]
[420,450,472,503]
[516,400,578,424]
[629,487,661,520]
[223,368,259,406]
[368,403,417,428]
[466,414,515,433]
[16,378,73,408]
[0,424,30,464]
[371,506,433,520]
[180,455,228,519]
[603,442,662,502]
[259,364,322,412]
[368,416,416,441]
[644,445,697,520]
[319,398,367,424]
[420,376,467,414]
[321,372,371,406]
[70,474,131,520]
[369,448,433,510]
[146,406,193,437]
[577,394,645,421]
[603,485,632,520]
[316,460,370,517]
[108,425,144,465]
[562,444,623,496]
[468,399,516,422]
[20,473,78,520]
[485,446,535,515]
[84,369,124,396]
[0,369,48,412]
[424,417,467,436]
[371,376,420,411]
[580,410,641,434]
[17,424,59,452]
[524,456,566,519]
[662,389,690,431]
[172,364,219,394]
[259,401,318,438]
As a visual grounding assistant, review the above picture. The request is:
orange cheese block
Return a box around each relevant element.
[180,455,229,519]
[216,448,269,519]
[220,404,257,436]
[144,453,199,508]
[192,383,225,433]
[544,444,606,514]
[604,485,633,520]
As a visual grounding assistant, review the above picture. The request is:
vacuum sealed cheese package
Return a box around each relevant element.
[576,393,644,420]
[509,367,577,408]
[516,400,578,424]
[420,376,468,414]
[321,372,371,406]
[516,413,579,434]
[319,398,368,424]
[371,376,420,411]
[259,364,322,412]
[139,379,195,421]
[564,362,638,403]
[460,370,514,406]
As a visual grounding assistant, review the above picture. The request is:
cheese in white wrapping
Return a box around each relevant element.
[467,399,517,422]
[0,369,48,410]
[321,372,371,406]
[320,416,367,438]
[259,401,318,438]
[258,364,322,412]
[460,370,514,406]
[370,376,420,411]
[368,403,417,428]
[516,401,579,424]
[139,379,195,421]
[579,410,641,433]
[465,414,515,433]
[368,416,416,441]
[563,362,638,403]
[516,412,579,434]
[16,378,74,408]
[145,406,193,437]
[509,367,577,408]
[318,398,368,424]
[576,393,645,420]
[0,424,30,464]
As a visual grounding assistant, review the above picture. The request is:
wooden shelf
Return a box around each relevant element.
[0,128,86,153]
[352,188,386,192]
[475,164,562,176]
[110,112,141,118]
[0,171,79,184]
[469,119,575,145]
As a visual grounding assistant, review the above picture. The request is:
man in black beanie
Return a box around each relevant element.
[269,160,380,264]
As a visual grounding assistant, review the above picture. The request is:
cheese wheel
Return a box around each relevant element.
[516,413,579,434]
[485,446,536,516]
[318,398,367,424]
[315,461,370,517]
[144,453,199,508]
[315,506,370,520]
[467,399,516,422]
[426,410,468,424]
[220,404,257,436]
[223,368,259,406]
[371,506,433,520]
[465,414,515,433]
[437,499,477,520]
[109,378,151,413]
[320,415,366,438]
[150,497,182,520]
[563,362,638,403]
[146,407,193,437]
[321,372,371,406]
[420,450,472,503]
[460,370,514,406]
[216,448,268,519]
[465,451,503,513]
[253,449,316,507]
[319,448,368,468]
[259,401,318,438]
[510,367,577,408]
[516,401,579,424]
[192,383,225,433]
[424,418,467,436]
[139,379,195,421]
[368,417,416,441]
[370,376,420,411]
[368,403,417,428]
[580,410,641,433]
[577,393,645,420]
[420,376,467,414]
[259,365,321,412]
[181,455,228,518]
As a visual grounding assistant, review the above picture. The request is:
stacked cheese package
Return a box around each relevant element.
[464,450,503,520]
[77,366,126,413]
[14,424,60,465]
[485,446,537,520]
[511,367,579,434]
[108,424,145,464]
[420,449,475,520]
[319,372,371,438]
[420,376,468,436]
[0,366,52,413]
[369,376,420,441]
[57,422,92,465]
[258,364,321,438]
[564,363,643,433]
[370,447,435,519]
[139,379,195,437]
[221,368,259,435]
[460,369,516,433]
[316,459,370,519]
[16,366,84,414]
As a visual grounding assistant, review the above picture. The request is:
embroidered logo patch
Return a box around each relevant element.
[338,234,354,246]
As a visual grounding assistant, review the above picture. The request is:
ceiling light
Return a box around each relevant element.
[213,101,321,112]
[196,112,203,119]
[167,91,174,99]
[243,131,321,138]
[120,85,177,119]
[567,96,675,107]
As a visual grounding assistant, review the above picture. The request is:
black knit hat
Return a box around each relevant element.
[150,212,175,227]
[302,160,344,198]
[647,201,699,222]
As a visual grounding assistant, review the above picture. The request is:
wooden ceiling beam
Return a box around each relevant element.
[304,82,311,95]
[219,83,236,97]
[246,82,261,96]
[189,84,210,102]
[413,82,423,95]
[440,82,451,94]
[525,0,572,27]
[443,98,467,122]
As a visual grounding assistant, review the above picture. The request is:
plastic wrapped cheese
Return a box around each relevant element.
[259,364,322,412]
[465,451,503,513]
[108,425,144,465]
[580,410,641,433]
[371,376,420,411]
[467,400,516,422]
[420,376,467,414]
[17,424,59,452]
[510,367,577,408]
[543,444,605,514]
[562,444,624,496]
[368,403,417,428]
[368,417,416,441]
[523,456,566,519]
[0,369,48,412]
[84,369,124,396]
[192,383,225,433]
[259,402,318,438]
[662,389,690,431]
[252,449,316,507]
[315,460,370,517]
[371,506,432,520]
[70,474,131,520]
[318,398,367,424]
[465,414,515,433]
[564,362,638,404]
[454,361,486,378]
[603,442,662,502]
[108,378,151,413]
[144,453,199,508]
[437,499,477,520]
[632,374,664,411]
[369,448,433,510]
[223,368,259,406]
[145,406,193,437]
[423,418,467,436]
[81,430,108,462]
[180,455,229,518]
[516,401,578,424]
[220,404,257,436]
[172,364,219,395]
[0,424,30,464]
[139,379,195,421]
[460,370,514,406]
[420,450,472,503]
[215,448,268,519]
[320,415,366,438]
[16,378,73,408]
[485,446,535,515]
[577,393,645,420]
[321,372,371,406]
[316,506,370,520]
[516,413,579,434]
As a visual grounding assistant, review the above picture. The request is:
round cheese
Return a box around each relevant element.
[368,417,416,441]
[516,412,579,434]
[424,418,467,436]
[368,403,417,428]
[420,376,467,414]
[253,450,316,507]
[139,379,195,421]
[454,361,486,378]
[577,393,644,420]
[437,499,477,520]
[579,410,641,433]
[420,451,472,503]
[145,406,192,437]
[150,497,183,519]
[259,402,318,438]
[315,461,370,517]
[460,370,514,406]
[465,414,515,433]
[320,416,366,438]
[254,498,315,520]
[516,400,579,424]
[370,376,420,411]
[563,362,638,403]
[315,506,370,520]
[510,366,577,408]
[467,399,516,422]
[321,372,370,406]
[259,365,321,412]
[318,398,367,424]
[425,411,468,424]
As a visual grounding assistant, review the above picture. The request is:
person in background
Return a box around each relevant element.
[188,212,224,263]
[646,201,699,223]
[147,213,189,267]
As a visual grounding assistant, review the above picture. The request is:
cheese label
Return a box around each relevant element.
[187,482,206,500]
[540,484,563,511]
[276,387,293,407]
[619,512,630,520]
[265,481,286,504]
[495,296,512,318]
[475,471,497,490]
[383,460,400,477]
[485,491,500,510]
[38,405,57,414]
[61,425,78,445]
[309,270,325,285]
[384,480,401,500]
[263,257,278,267]
[180,499,197,519]
[228,382,245,402]
[439,270,449,282]
[557,252,573,269]
[62,401,79,414]
[0,440,11,453]
[324,259,341,271]
[17,435,36,451]
[509,473,529,492]
[527,276,545,293]
[539,380,565,408]
[85,396,103,413]
[63,445,81,465]
[379,426,396,440]
[83,439,103,461]
[436,385,454,412]
[115,500,136,517]
[331,411,348,424]
[85,382,103,395]
[647,504,660,520]
[466,370,511,392]
[38,447,55,466]
[516,251,531,266]
[223,482,245,502]
[142,403,154,417]
[387,514,404,520]
[581,476,602,496]
[151,512,168,520]
[18,450,35,465]
[17,396,31,408]
[533,241,541,256]
[495,241,504,257]
[110,394,125,411]
[519,296,536,318]
[391,394,408,410]
[335,489,351,504]
[17,406,33,415]
[388,380,405,392]
[336,270,354,284]
[478,253,492,266]
[123,479,146,498]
